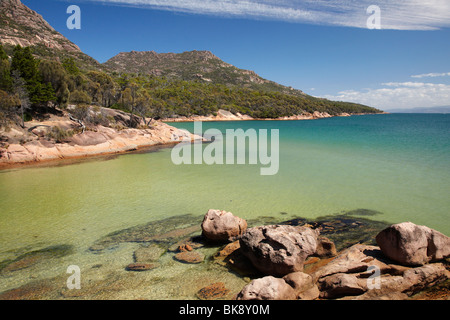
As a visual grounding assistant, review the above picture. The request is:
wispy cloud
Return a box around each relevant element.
[381,82,447,87]
[411,72,450,78]
[323,82,450,110]
[91,0,450,30]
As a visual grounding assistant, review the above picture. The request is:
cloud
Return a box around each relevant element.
[90,0,450,30]
[323,82,450,110]
[411,72,450,78]
[381,82,444,87]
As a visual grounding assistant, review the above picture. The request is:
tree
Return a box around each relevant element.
[121,80,140,127]
[39,60,71,107]
[135,89,152,126]
[11,70,30,128]
[121,87,133,124]
[0,45,7,60]
[69,90,91,104]
[11,45,56,106]
[11,46,38,82]
[117,73,129,91]
[62,57,80,76]
[69,104,89,133]
[86,71,115,107]
[0,90,20,129]
[151,100,167,120]
[103,83,116,108]
[41,82,57,105]
[70,104,89,123]
[0,45,12,92]
[86,80,101,104]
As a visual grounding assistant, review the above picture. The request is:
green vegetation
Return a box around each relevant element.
[104,50,306,96]
[11,46,56,106]
[0,44,381,130]
[46,126,74,143]
[139,78,379,118]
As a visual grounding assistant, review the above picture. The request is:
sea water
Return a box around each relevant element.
[0,113,449,297]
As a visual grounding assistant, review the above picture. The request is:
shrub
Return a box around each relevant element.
[46,126,74,143]
[69,90,91,104]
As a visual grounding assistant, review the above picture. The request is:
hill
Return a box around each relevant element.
[104,50,305,96]
[0,0,382,131]
[0,0,102,71]
[102,49,382,117]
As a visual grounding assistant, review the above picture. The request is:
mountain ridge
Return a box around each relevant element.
[0,0,102,70]
[0,0,79,52]
[103,49,306,96]
[0,0,382,120]
[0,0,306,97]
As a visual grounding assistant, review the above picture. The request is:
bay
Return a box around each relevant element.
[0,113,449,297]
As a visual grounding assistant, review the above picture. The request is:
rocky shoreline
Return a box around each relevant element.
[0,209,448,300]
[162,109,355,122]
[203,209,450,300]
[0,107,387,168]
[0,107,202,168]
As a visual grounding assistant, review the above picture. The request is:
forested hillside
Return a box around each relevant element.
[0,0,382,132]
[0,43,380,129]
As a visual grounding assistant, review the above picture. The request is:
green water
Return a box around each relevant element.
[168,114,450,234]
[0,114,449,296]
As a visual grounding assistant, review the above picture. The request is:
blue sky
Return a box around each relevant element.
[22,0,450,110]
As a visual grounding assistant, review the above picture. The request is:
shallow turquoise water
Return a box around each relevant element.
[0,114,449,256]
[169,114,450,235]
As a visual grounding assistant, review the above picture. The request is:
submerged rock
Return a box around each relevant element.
[0,244,74,274]
[174,251,205,264]
[283,213,390,251]
[213,240,258,276]
[344,208,384,216]
[0,279,57,300]
[125,263,158,271]
[133,244,166,263]
[168,236,205,252]
[196,282,230,300]
[89,214,202,252]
